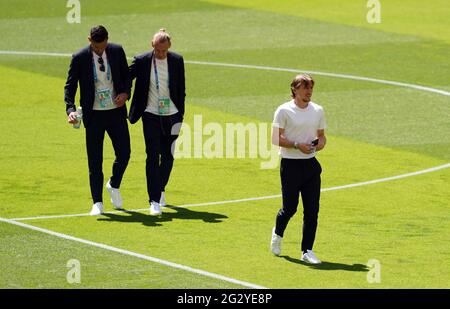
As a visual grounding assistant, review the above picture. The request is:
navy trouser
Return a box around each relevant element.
[85,108,131,203]
[142,112,182,204]
[275,157,322,252]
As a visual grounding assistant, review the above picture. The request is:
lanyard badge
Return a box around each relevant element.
[153,54,171,115]
[93,56,113,108]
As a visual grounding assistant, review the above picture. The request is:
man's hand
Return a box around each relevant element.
[316,140,325,151]
[315,130,326,151]
[68,111,78,124]
[114,93,128,107]
[297,143,315,155]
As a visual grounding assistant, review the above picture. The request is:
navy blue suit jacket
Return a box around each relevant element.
[64,43,130,127]
[128,51,185,124]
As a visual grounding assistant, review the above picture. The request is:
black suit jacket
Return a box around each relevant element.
[64,43,130,127]
[128,51,185,124]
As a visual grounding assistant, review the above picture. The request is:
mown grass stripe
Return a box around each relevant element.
[10,163,449,221]
[1,50,449,97]
[0,216,267,289]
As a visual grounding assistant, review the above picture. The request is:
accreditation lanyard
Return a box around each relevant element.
[152,53,169,95]
[93,56,111,83]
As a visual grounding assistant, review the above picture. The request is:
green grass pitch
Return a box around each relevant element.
[0,0,449,288]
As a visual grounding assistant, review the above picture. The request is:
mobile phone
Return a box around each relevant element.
[311,138,319,146]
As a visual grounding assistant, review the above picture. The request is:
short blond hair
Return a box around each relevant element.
[152,28,171,44]
[290,74,314,98]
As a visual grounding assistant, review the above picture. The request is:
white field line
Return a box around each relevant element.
[0,50,72,57]
[1,50,448,288]
[0,216,267,289]
[320,163,450,192]
[1,50,449,97]
[10,163,450,221]
[187,61,450,97]
[2,50,449,218]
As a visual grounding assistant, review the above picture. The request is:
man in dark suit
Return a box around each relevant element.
[64,25,131,216]
[129,28,185,216]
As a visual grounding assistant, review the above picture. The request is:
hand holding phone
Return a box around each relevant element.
[308,138,318,153]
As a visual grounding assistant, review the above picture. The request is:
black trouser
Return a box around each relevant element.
[142,112,182,204]
[275,157,322,252]
[85,108,131,203]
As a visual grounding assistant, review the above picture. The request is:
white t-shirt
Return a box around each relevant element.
[273,100,326,159]
[92,51,117,111]
[145,57,179,116]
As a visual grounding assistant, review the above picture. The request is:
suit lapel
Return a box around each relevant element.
[148,50,153,76]
[105,45,116,86]
[145,51,153,93]
[87,46,95,98]
[167,52,173,89]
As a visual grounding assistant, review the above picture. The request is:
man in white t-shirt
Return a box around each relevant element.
[270,74,327,264]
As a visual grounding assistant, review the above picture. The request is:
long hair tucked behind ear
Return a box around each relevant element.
[290,74,314,98]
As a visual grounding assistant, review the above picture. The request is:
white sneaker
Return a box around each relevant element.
[106,179,123,209]
[90,202,104,216]
[301,250,322,264]
[149,201,162,216]
[160,191,166,207]
[270,227,282,256]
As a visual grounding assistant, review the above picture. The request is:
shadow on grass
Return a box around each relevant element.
[97,205,228,226]
[281,256,369,272]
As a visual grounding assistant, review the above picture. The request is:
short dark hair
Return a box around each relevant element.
[90,25,108,43]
